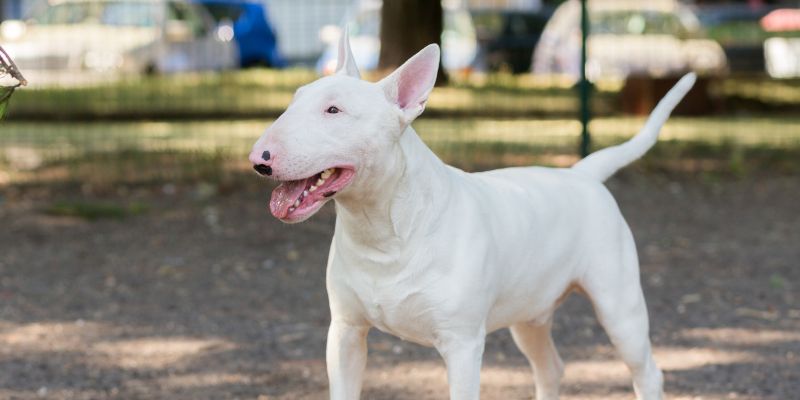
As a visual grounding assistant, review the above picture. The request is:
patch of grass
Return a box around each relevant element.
[12,70,800,121]
[7,69,617,120]
[44,200,148,220]
[0,91,9,119]
[716,76,800,106]
[0,120,262,166]
[33,149,234,185]
[6,66,800,133]
[769,274,787,291]
[10,70,304,119]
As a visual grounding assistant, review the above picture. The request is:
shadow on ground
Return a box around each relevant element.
[1,171,798,399]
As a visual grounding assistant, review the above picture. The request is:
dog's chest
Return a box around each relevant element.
[354,279,441,346]
[332,239,448,346]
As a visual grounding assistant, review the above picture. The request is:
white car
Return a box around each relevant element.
[316,0,478,76]
[762,8,800,79]
[0,0,237,75]
[532,0,728,82]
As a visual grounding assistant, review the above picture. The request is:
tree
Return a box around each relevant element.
[378,0,447,85]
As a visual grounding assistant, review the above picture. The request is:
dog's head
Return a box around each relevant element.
[250,27,440,223]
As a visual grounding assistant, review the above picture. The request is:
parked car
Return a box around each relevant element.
[0,0,238,74]
[1,0,31,21]
[532,0,727,82]
[471,8,552,74]
[761,8,800,79]
[193,0,285,68]
[316,0,478,76]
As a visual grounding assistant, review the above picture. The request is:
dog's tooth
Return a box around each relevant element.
[321,169,332,179]
[316,178,325,186]
[288,207,295,213]
[309,185,317,192]
[303,190,309,197]
[294,199,301,207]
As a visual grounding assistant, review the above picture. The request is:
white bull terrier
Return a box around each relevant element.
[249,30,696,400]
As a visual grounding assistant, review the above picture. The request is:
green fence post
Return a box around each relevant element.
[579,0,591,158]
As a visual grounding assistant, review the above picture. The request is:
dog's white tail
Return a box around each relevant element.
[572,73,697,182]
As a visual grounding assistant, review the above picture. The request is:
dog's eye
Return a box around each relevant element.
[326,106,340,114]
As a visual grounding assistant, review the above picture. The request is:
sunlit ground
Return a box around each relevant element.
[1,116,799,185]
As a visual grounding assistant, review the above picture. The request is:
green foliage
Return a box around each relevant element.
[769,274,786,290]
[44,200,148,221]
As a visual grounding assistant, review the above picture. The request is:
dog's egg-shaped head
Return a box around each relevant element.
[250,26,440,223]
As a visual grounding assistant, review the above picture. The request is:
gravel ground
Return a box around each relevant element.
[0,171,798,400]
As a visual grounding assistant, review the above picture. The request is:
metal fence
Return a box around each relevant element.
[2,0,800,186]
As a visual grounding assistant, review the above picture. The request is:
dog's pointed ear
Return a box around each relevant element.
[335,25,361,78]
[379,44,440,124]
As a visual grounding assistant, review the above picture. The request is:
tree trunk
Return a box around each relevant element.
[379,0,447,85]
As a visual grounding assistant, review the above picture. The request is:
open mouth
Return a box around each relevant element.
[269,167,355,221]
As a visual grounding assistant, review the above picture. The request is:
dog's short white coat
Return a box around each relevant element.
[251,30,696,400]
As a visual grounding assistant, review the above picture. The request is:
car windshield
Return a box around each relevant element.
[592,11,684,36]
[31,1,157,27]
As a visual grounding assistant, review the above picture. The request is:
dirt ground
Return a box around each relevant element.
[0,170,798,400]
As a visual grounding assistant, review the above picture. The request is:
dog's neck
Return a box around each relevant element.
[333,126,454,257]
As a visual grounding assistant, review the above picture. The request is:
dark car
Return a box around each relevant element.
[194,0,285,67]
[471,8,552,74]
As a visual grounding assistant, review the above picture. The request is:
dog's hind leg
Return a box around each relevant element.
[588,285,663,400]
[581,232,664,400]
[510,320,564,400]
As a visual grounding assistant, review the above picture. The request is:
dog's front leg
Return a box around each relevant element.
[437,331,486,400]
[326,320,369,400]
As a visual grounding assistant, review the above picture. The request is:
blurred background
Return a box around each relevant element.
[0,0,798,399]
[2,0,800,183]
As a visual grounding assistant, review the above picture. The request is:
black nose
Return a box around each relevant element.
[253,164,272,176]
[262,150,270,161]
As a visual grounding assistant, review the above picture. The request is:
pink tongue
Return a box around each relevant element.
[270,179,307,218]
